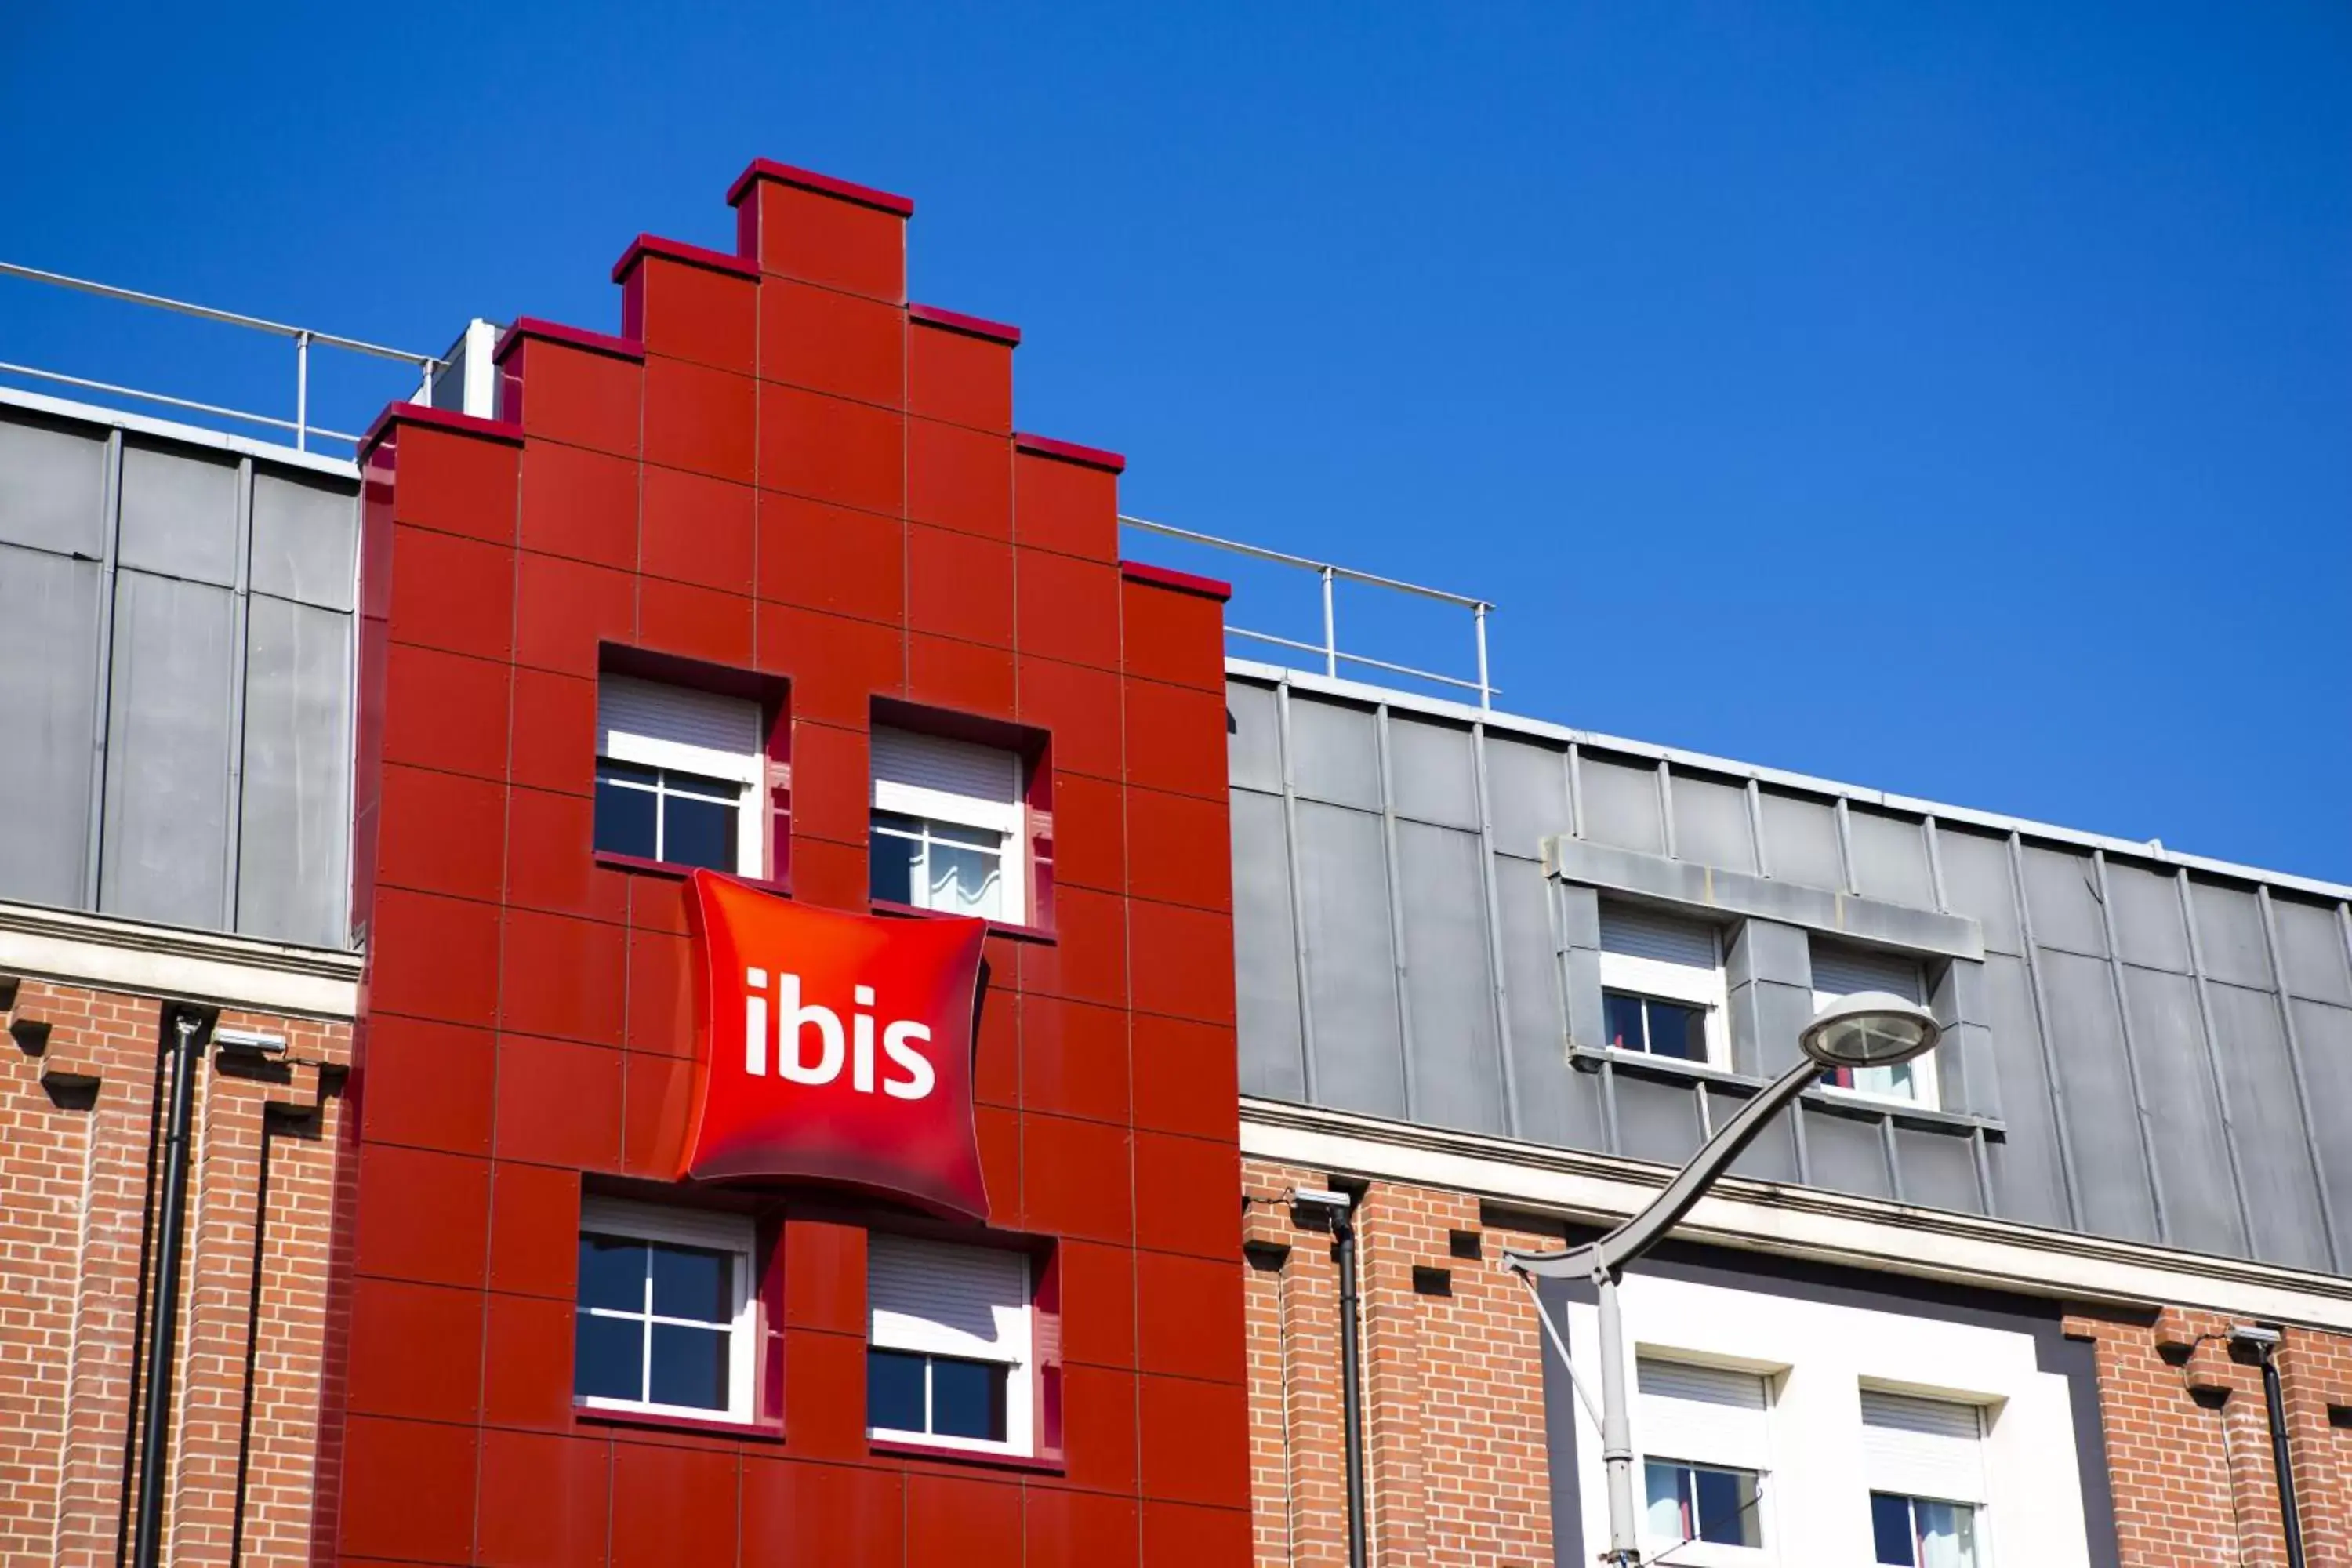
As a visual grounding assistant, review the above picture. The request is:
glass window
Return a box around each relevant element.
[866,1348,1011,1443]
[594,674,764,877]
[1871,1493,1977,1567]
[866,1233,1033,1454]
[869,726,1026,923]
[1604,990,1711,1062]
[595,759,741,871]
[1594,903,1728,1065]
[869,810,1007,920]
[573,1203,754,1423]
[1643,1458,1762,1548]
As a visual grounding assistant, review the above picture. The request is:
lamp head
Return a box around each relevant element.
[1799,991,1940,1069]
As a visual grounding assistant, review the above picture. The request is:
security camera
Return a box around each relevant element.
[2230,1323,2284,1350]
[213,1028,287,1055]
[1290,1188,1352,1213]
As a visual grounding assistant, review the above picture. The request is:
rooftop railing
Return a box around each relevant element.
[1120,514,1497,709]
[0,260,441,452]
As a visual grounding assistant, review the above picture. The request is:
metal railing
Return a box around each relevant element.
[1120,514,1496,708]
[0,260,441,452]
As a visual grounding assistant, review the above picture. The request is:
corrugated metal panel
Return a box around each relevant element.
[1600,905,1718,969]
[1397,821,1504,1133]
[237,595,353,946]
[1860,1392,1982,1502]
[98,571,235,929]
[0,543,101,906]
[1812,943,1923,1002]
[868,1236,1029,1363]
[0,411,107,556]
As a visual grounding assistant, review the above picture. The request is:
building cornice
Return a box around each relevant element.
[0,899,361,1020]
[1240,1095,2352,1333]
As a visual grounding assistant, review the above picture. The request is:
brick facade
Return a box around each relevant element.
[0,977,350,1568]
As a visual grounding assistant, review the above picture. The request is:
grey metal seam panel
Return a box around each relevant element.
[1375,708,1418,1121]
[220,457,255,928]
[1835,798,1858,894]
[1276,684,1319,1102]
[80,431,123,908]
[2009,831,2085,1229]
[1746,779,1769,880]
[1656,760,1677,861]
[2259,886,2340,1270]
[2091,851,2171,1247]
[1566,742,1586,840]
[2178,871,2258,1254]
[1925,817,1951,913]
[1473,722,1523,1138]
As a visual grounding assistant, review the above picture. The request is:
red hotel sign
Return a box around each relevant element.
[681,870,991,1220]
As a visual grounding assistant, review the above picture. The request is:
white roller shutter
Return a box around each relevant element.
[1600,905,1720,970]
[1861,1390,1984,1503]
[597,675,763,783]
[1811,943,1925,1004]
[873,728,1022,805]
[869,1235,1031,1367]
[1636,1356,1769,1468]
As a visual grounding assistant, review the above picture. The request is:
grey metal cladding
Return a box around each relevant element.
[1577,753,1664,855]
[237,596,352,946]
[2104,862,2190,971]
[1894,1124,1980,1214]
[117,441,240,586]
[1669,771,1755,874]
[2192,882,2272,989]
[1979,953,2072,1227]
[2207,981,2333,1271]
[0,412,107,556]
[1936,826,2024,955]
[1720,1082,1801,1183]
[1799,1104,1892,1198]
[2036,949,2158,1241]
[1758,788,1844,893]
[99,571,236,928]
[1386,715,1479,829]
[1501,865,1596,1146]
[1484,735,1572,858]
[2119,965,2245,1256]
[1225,681,1282,792]
[2288,999,2352,1262]
[0,543,101,905]
[1229,788,1305,1098]
[1287,696,1382,810]
[1396,821,1507,1132]
[2272,896,2352,1004]
[1294,800,1407,1116]
[250,469,358,611]
[1612,1073,1704,1167]
[2021,846,2109,957]
[1847,807,1935,909]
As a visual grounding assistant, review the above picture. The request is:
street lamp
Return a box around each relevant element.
[1506,990,1942,1568]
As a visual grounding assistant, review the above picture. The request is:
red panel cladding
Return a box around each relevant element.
[381,643,510,782]
[515,551,635,677]
[909,314,1014,434]
[387,524,516,662]
[1028,1488,1141,1568]
[1142,1501,1254,1567]
[755,492,904,625]
[1061,1363,1141,1494]
[352,1144,489,1290]
[1120,572,1229,693]
[368,887,500,1028]
[1057,1239,1138,1369]
[1020,995,1129,1125]
[1128,1015,1239,1143]
[519,441,638,569]
[907,632,1014,719]
[347,1276,485,1424]
[732,166,909,301]
[501,333,644,456]
[361,1015,495,1156]
[755,603,906,728]
[618,249,757,375]
[509,786,629,924]
[608,1440,739,1568]
[1130,900,1237,1026]
[974,982,1018,1108]
[376,764,505,904]
[492,1034,622,1170]
[475,1431,612,1568]
[1123,680,1229,801]
[780,1215,866,1334]
[482,1291,578,1430]
[500,909,627,1048]
[740,1458,905,1568]
[779,1327,869,1461]
[1020,884,1128,1007]
[908,417,1012,541]
[509,667,597,797]
[1014,445,1120,561]
[786,720,869,847]
[1136,1250,1247,1385]
[906,1473,1024,1568]
[643,356,756,481]
[620,1049,695,1178]
[1049,772,1123,896]
[337,1414,478,1563]
[1123,788,1229,915]
[393,424,521,544]
[638,578,754,668]
[1017,547,1121,669]
[641,463,754,594]
[1018,657,1123,782]
[1022,1112,1134,1245]
[623,925,693,1056]
[1132,1133,1240,1262]
[786,834,868,913]
[487,1160,581,1300]
[906,524,1014,647]
[757,382,906,515]
[1136,1376,1250,1507]
[758,276,905,407]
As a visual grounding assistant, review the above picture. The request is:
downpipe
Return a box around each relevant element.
[2256,1340,2307,1568]
[1335,1206,1369,1568]
[131,1007,206,1568]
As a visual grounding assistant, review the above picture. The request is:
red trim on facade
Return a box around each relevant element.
[572,1403,787,1443]
[909,303,1022,346]
[1120,559,1234,603]
[593,851,792,900]
[609,233,763,285]
[726,158,915,217]
[866,1438,1069,1475]
[1013,431,1126,474]
[869,898,1058,946]
[355,400,524,457]
[492,315,645,365]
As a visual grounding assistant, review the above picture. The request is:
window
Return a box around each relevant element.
[595,675,765,875]
[1812,942,1936,1106]
[1598,904,1729,1065]
[573,1199,757,1423]
[866,1233,1033,1454]
[869,727,1026,923]
[1862,1391,1985,1566]
[1635,1356,1770,1555]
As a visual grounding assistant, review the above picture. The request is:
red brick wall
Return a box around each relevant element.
[0,978,349,1568]
[320,159,1249,1568]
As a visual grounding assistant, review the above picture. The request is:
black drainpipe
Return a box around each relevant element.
[1293,1187,1369,1568]
[2254,1338,2307,1568]
[131,1007,205,1568]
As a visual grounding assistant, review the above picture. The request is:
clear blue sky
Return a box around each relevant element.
[5,2,2347,879]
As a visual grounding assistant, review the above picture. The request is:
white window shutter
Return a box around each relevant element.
[1599,906,1719,970]
[597,675,763,782]
[1635,1356,1769,1469]
[869,1236,1031,1367]
[1860,1391,1984,1503]
[1811,943,1925,1004]
[872,728,1022,806]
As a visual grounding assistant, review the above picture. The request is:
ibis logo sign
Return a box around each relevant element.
[681,869,990,1219]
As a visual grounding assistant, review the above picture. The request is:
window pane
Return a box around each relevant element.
[593,772,659,860]
[577,1235,647,1312]
[1643,1460,1689,1541]
[1692,1465,1761,1547]
[1915,1501,1975,1568]
[929,818,1001,848]
[649,1243,731,1323]
[1871,1493,1916,1566]
[663,791,736,872]
[869,821,919,905]
[574,1312,642,1402]
[648,1323,729,1410]
[928,841,1002,919]
[868,1348,927,1433]
[1646,1000,1708,1062]
[930,1356,1007,1442]
[1605,992,1647,1053]
[663,769,741,803]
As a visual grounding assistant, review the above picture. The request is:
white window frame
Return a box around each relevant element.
[1634,1354,1777,1565]
[866,1233,1035,1457]
[574,1196,759,1425]
[596,675,766,878]
[869,728,1027,924]
[1810,942,1939,1110]
[1597,906,1731,1067]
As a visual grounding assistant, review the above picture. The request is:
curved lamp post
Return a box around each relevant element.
[1505,991,1942,1568]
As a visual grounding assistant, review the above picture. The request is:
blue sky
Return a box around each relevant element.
[4,2,2347,878]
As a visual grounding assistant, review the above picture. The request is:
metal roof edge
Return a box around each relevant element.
[0,384,361,480]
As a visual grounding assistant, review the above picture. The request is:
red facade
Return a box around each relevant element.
[321,159,1247,1568]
